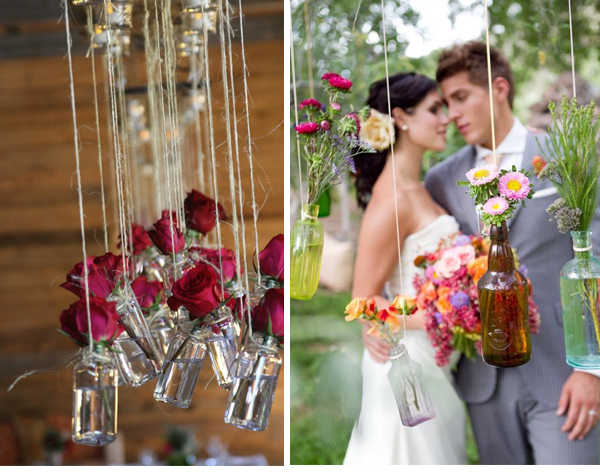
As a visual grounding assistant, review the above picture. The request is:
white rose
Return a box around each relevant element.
[359,109,395,151]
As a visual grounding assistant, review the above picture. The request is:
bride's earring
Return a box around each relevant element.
[401,124,408,131]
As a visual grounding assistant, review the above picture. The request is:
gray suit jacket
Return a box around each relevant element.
[425,132,600,406]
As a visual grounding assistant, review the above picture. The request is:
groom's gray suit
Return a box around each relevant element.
[425,132,600,464]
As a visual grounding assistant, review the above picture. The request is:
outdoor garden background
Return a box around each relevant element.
[290,0,600,464]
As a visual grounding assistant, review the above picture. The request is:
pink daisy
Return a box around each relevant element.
[498,172,530,200]
[299,98,322,110]
[295,122,319,134]
[483,196,509,215]
[466,166,498,186]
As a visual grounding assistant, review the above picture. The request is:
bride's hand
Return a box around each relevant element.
[360,321,390,363]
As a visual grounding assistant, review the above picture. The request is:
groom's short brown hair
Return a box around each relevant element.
[436,41,514,108]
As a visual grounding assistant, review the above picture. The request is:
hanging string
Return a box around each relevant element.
[202,3,226,296]
[483,0,498,167]
[290,27,305,206]
[567,0,577,98]
[303,1,314,98]
[64,0,93,352]
[191,51,207,193]
[237,0,262,285]
[86,7,109,253]
[380,0,404,295]
[217,0,243,286]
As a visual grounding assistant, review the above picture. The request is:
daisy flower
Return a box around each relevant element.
[499,172,531,200]
[483,196,509,215]
[466,166,498,186]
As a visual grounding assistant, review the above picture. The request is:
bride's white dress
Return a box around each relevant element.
[344,214,467,465]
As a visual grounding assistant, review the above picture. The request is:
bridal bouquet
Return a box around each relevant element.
[344,295,417,344]
[413,233,541,367]
[295,72,371,204]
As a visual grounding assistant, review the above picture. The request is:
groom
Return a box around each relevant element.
[425,40,600,464]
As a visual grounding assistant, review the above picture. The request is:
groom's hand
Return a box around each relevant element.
[557,371,600,440]
[360,321,390,363]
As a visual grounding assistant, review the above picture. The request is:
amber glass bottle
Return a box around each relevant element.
[478,222,531,367]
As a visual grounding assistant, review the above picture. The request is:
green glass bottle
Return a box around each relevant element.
[478,222,531,367]
[560,231,600,369]
[290,203,324,300]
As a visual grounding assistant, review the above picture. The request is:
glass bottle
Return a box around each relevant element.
[112,332,157,387]
[72,346,118,446]
[149,305,177,359]
[387,343,435,427]
[290,203,324,300]
[224,335,282,431]
[478,222,531,367]
[153,324,207,408]
[202,307,241,389]
[560,231,600,369]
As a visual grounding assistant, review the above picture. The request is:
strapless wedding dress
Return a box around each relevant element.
[344,215,467,465]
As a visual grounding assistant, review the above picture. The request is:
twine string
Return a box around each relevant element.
[290,28,304,205]
[483,0,498,167]
[568,0,577,98]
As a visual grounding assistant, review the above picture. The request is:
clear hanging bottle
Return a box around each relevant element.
[202,306,241,389]
[111,332,157,387]
[153,320,207,408]
[149,305,177,359]
[560,230,600,369]
[290,203,324,300]
[387,343,435,427]
[478,222,531,367]
[72,346,118,446]
[224,335,282,431]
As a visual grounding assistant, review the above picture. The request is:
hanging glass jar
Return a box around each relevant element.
[290,203,324,300]
[560,230,600,369]
[202,306,241,389]
[149,305,177,359]
[112,332,157,387]
[109,284,165,373]
[72,346,118,446]
[153,320,207,408]
[224,335,282,431]
[387,343,435,427]
[478,222,531,367]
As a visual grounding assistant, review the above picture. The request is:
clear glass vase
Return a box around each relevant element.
[110,285,165,373]
[387,343,435,427]
[478,222,531,367]
[153,327,207,408]
[202,307,241,389]
[290,203,324,300]
[72,347,118,446]
[149,305,177,359]
[560,231,600,369]
[224,335,282,431]
[112,332,157,387]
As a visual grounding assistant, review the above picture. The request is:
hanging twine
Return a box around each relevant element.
[86,7,109,253]
[483,0,498,168]
[568,0,577,98]
[303,1,314,98]
[191,51,207,193]
[290,29,305,206]
[64,0,93,352]
[380,0,404,295]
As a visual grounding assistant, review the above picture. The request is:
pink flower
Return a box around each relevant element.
[483,196,509,215]
[320,120,330,130]
[425,265,443,285]
[299,98,322,110]
[131,276,163,309]
[330,102,341,111]
[295,121,319,134]
[321,72,352,91]
[466,166,498,186]
[448,245,475,265]
[435,252,461,278]
[498,172,530,200]
[346,112,360,135]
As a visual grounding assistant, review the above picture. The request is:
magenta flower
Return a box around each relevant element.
[320,120,330,130]
[499,172,530,200]
[295,121,319,134]
[483,196,509,215]
[299,98,322,110]
[321,72,352,91]
[330,102,341,111]
[466,166,498,186]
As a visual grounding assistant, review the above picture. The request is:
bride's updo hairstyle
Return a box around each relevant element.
[353,72,437,209]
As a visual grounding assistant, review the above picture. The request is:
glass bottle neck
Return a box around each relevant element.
[488,222,515,272]
[572,231,593,260]
[388,343,408,360]
[301,203,319,220]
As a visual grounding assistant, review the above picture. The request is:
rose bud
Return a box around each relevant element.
[131,276,163,309]
[184,190,227,235]
[148,210,186,255]
[252,288,284,338]
[258,234,283,281]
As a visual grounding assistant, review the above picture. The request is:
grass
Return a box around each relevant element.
[290,289,480,465]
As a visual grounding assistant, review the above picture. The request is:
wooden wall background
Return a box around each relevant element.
[0,1,283,466]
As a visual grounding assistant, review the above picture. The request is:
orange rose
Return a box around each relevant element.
[435,286,452,315]
[391,295,417,315]
[422,281,437,301]
[468,256,488,285]
[344,297,366,322]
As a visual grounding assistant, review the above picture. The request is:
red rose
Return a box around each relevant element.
[252,288,284,338]
[295,122,319,134]
[93,252,123,285]
[61,258,113,299]
[61,297,123,344]
[127,224,153,255]
[167,262,220,318]
[149,210,186,255]
[131,276,163,309]
[184,190,227,235]
[190,247,236,281]
[258,234,283,281]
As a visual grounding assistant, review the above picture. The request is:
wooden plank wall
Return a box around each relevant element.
[0,34,284,465]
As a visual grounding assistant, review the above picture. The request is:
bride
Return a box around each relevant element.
[343,72,467,465]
